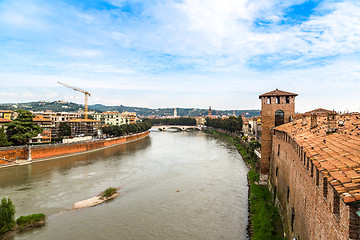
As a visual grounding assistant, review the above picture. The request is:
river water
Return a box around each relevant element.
[0,130,249,240]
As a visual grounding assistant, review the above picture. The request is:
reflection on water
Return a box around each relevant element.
[0,131,249,240]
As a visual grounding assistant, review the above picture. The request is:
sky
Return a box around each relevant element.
[0,0,359,112]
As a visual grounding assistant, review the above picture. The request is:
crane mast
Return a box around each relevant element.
[57,82,91,119]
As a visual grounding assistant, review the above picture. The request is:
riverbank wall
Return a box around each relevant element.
[0,131,149,167]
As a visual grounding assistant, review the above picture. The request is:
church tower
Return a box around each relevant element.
[259,89,297,174]
[174,108,177,118]
[208,106,212,118]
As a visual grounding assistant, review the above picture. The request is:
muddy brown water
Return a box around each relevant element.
[0,130,248,240]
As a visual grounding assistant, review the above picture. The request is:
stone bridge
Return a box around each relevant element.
[153,125,202,131]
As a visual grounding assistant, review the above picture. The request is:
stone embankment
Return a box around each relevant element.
[0,131,149,168]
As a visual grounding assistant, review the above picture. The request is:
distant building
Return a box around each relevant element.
[0,117,11,128]
[93,111,128,126]
[29,115,52,143]
[174,108,178,118]
[121,111,137,124]
[0,110,15,120]
[67,119,100,137]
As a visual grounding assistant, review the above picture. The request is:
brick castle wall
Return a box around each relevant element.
[270,130,351,240]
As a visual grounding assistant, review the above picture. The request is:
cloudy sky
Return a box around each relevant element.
[0,0,359,112]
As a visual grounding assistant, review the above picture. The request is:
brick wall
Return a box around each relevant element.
[270,130,352,240]
[0,131,149,165]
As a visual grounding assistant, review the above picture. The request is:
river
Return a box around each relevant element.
[0,130,249,240]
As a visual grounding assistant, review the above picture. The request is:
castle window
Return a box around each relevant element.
[333,189,340,218]
[276,167,279,177]
[291,207,295,231]
[323,178,328,200]
[275,110,284,126]
[276,96,280,104]
[267,97,271,104]
[316,169,319,186]
[287,186,290,203]
[311,162,314,177]
[286,96,290,104]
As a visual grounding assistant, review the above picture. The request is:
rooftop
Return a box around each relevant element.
[33,115,51,122]
[275,113,360,204]
[259,89,298,98]
[0,117,11,123]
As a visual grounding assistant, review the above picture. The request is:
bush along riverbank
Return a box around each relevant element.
[204,129,284,240]
[0,198,46,239]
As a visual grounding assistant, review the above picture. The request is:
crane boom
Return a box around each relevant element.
[57,81,91,119]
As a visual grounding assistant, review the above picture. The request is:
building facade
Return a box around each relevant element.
[93,111,128,126]
[29,115,53,143]
[67,119,100,137]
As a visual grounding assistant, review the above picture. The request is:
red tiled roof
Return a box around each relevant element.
[33,115,51,122]
[259,89,298,98]
[0,117,11,123]
[275,113,360,204]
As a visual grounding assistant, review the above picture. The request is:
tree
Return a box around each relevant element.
[0,126,10,147]
[58,122,71,138]
[5,110,42,145]
[0,198,16,234]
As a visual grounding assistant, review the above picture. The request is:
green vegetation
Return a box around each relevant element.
[16,213,46,231]
[101,120,152,137]
[205,116,243,132]
[58,122,71,138]
[206,130,283,240]
[5,110,42,146]
[149,117,196,126]
[0,126,10,147]
[0,198,16,236]
[102,187,117,198]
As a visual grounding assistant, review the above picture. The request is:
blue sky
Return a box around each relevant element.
[0,0,359,112]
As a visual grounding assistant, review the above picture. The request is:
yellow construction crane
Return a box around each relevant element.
[57,82,91,119]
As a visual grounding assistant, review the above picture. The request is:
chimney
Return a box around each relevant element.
[327,111,337,133]
[310,115,318,129]
[302,115,307,126]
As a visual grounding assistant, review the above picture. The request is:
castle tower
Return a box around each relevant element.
[174,108,177,118]
[208,106,212,118]
[259,89,297,174]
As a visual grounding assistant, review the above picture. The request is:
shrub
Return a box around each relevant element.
[16,213,45,231]
[0,198,16,234]
[102,187,117,198]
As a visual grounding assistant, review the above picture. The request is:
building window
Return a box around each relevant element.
[286,96,290,104]
[311,162,314,177]
[276,96,280,104]
[277,144,280,156]
[333,189,340,218]
[276,167,279,177]
[275,110,284,126]
[267,97,271,104]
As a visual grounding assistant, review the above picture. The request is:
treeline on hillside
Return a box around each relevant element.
[205,116,243,132]
[101,120,152,137]
[149,117,196,126]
